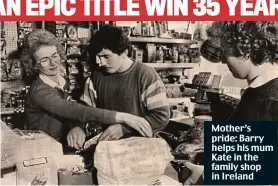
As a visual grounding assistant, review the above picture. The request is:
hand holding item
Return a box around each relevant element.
[183,161,204,185]
[116,113,153,138]
[67,126,86,149]
[98,124,125,141]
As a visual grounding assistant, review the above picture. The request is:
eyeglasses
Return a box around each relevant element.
[38,53,61,67]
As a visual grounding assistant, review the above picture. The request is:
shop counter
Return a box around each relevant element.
[1,153,183,185]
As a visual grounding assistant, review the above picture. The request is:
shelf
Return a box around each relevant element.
[170,116,190,122]
[168,97,191,105]
[1,108,15,115]
[144,63,198,69]
[129,37,195,45]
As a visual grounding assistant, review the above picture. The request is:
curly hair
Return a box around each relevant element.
[20,29,66,78]
[88,25,131,56]
[206,21,278,65]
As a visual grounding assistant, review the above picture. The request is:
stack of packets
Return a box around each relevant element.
[92,136,174,185]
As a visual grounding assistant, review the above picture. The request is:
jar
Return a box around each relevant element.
[172,46,179,63]
[179,54,185,63]
[156,46,164,63]
[164,48,173,61]
[184,55,190,63]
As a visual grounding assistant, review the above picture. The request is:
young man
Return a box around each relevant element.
[82,25,170,141]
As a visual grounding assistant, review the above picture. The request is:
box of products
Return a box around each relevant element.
[16,157,58,185]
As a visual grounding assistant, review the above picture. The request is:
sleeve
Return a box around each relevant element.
[30,86,118,125]
[140,67,170,133]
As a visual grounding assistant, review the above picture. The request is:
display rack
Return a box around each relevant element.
[129,37,196,45]
[145,63,198,69]
[129,36,200,119]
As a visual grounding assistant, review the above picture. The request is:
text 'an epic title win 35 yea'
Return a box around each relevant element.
[1,0,278,17]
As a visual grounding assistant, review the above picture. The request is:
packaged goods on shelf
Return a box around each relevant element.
[146,44,157,63]
[165,84,183,98]
[81,61,91,78]
[77,22,90,39]
[1,86,29,108]
[4,22,18,39]
[0,22,4,38]
[1,37,7,59]
[1,59,22,82]
[130,36,200,64]
[67,45,81,56]
[132,46,144,63]
[1,61,8,81]
[156,46,164,63]
[68,63,80,75]
[17,22,34,47]
[67,24,78,41]
[170,103,189,118]
[45,21,67,44]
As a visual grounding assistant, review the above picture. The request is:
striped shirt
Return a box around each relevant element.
[81,61,170,133]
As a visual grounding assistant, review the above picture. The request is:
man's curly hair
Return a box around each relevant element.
[20,29,66,78]
[88,25,131,65]
[207,21,278,65]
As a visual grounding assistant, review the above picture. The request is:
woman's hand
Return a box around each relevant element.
[116,113,153,138]
[67,126,86,149]
[98,124,125,141]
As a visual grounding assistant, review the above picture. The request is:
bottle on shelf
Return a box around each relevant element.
[172,45,179,63]
[156,46,164,63]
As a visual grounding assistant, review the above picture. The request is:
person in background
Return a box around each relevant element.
[82,25,170,141]
[21,30,152,149]
[205,21,278,120]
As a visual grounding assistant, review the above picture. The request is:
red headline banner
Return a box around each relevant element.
[1,0,278,21]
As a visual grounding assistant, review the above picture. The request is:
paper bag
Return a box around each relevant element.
[94,137,174,185]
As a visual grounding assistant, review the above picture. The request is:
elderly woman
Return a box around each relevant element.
[21,30,152,149]
[203,21,278,120]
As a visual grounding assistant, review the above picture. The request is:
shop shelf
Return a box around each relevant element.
[1,107,15,115]
[144,63,198,69]
[129,37,195,45]
[168,97,191,105]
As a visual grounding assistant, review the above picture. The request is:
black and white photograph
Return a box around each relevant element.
[1,21,278,185]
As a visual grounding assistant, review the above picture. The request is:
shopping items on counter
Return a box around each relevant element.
[173,143,204,165]
[94,137,174,185]
[1,123,63,170]
[157,115,211,165]
[58,165,93,185]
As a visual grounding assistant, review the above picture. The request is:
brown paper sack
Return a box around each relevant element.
[94,137,174,185]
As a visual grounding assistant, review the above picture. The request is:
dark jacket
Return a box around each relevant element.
[230,78,278,121]
[25,77,118,141]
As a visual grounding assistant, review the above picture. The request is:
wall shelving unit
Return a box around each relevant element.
[129,36,200,118]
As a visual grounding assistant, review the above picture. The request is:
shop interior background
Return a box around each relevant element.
[0,21,247,130]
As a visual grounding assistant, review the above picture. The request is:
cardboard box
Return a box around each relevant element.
[16,157,58,185]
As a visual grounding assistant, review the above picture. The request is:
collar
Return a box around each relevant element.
[248,63,278,88]
[39,74,66,90]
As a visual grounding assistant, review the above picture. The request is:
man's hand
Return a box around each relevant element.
[67,126,86,149]
[117,113,153,137]
[183,162,204,185]
[98,124,125,141]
